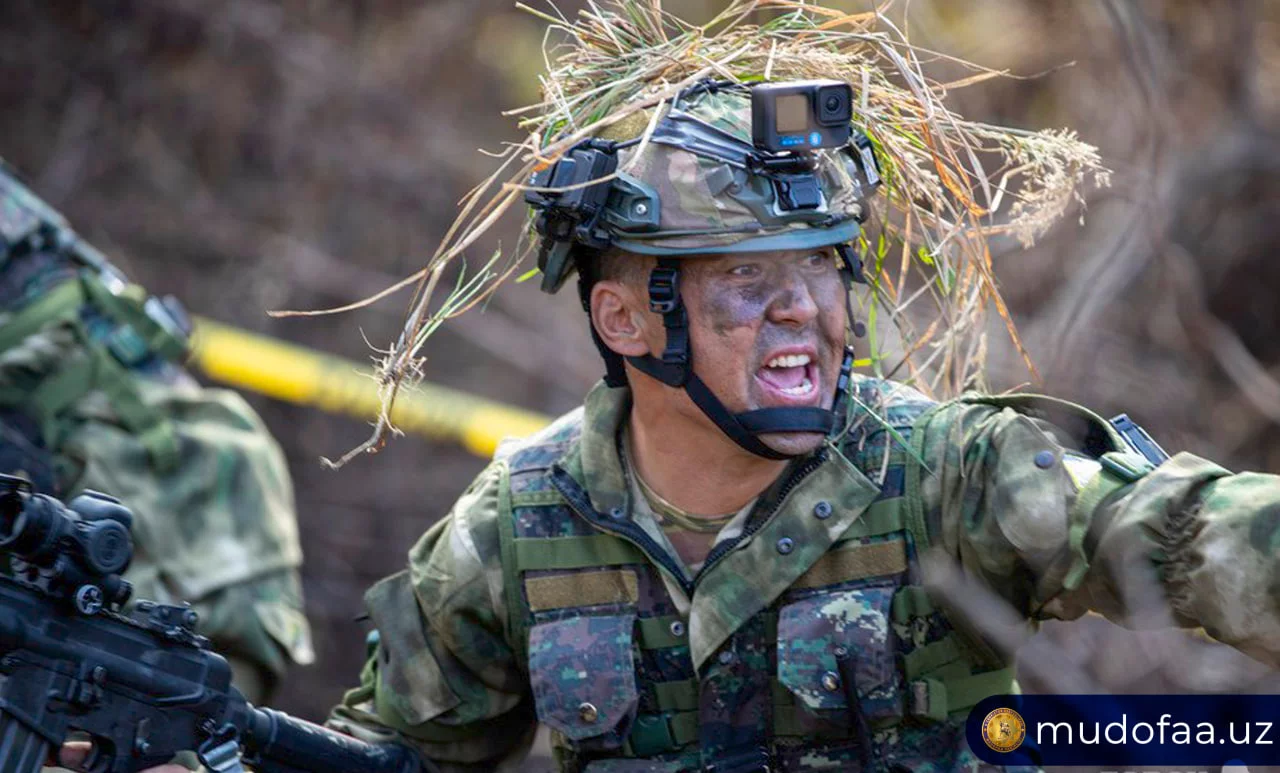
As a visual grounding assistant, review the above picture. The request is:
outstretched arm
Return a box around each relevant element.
[919,399,1280,668]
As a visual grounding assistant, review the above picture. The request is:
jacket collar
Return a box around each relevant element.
[574,381,632,518]
[560,381,883,670]
[687,443,881,669]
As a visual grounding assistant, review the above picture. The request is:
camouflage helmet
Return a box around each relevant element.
[527,83,879,293]
[524,82,875,461]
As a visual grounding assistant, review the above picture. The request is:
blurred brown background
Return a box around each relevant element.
[3,0,1279,769]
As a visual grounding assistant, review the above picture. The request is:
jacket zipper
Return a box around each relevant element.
[694,448,829,584]
[548,465,696,597]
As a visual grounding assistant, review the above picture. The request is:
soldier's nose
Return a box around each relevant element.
[766,279,819,327]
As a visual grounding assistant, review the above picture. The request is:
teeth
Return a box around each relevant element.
[780,378,814,396]
[767,354,811,369]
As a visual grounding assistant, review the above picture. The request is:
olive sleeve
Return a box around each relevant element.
[919,400,1280,669]
[326,462,536,771]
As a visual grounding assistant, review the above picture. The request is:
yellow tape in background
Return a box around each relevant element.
[190,317,552,459]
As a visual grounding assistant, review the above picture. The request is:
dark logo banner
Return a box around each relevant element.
[966,694,1274,767]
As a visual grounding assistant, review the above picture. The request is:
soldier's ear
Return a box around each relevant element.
[590,280,650,357]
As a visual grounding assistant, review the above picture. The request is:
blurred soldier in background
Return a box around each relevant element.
[0,160,313,704]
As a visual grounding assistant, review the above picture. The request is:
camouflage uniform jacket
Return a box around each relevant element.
[329,378,1280,772]
[0,241,314,700]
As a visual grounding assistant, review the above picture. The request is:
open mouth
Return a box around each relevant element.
[755,352,820,405]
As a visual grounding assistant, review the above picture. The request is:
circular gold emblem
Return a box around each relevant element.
[981,707,1026,753]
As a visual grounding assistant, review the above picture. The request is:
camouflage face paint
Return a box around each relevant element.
[674,249,848,455]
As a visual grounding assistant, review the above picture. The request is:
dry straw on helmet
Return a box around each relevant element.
[285,0,1110,468]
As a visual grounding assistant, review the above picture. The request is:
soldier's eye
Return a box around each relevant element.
[804,252,831,268]
[729,263,761,278]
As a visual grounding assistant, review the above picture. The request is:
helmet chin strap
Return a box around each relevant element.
[583,256,856,461]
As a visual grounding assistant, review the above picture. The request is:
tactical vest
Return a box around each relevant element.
[491,385,1054,773]
[0,163,195,485]
[0,262,192,486]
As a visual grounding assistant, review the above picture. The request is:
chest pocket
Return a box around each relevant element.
[528,612,641,751]
[776,584,902,725]
[775,534,910,730]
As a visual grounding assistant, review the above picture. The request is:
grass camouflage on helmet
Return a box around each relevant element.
[286,0,1110,467]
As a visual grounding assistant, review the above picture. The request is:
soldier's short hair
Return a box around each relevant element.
[592,247,651,289]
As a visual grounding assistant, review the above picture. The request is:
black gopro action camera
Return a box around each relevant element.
[751,80,853,153]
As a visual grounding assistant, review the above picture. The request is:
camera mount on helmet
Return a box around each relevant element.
[748,79,855,212]
[523,79,882,460]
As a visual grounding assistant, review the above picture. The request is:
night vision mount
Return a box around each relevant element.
[524,80,882,460]
[524,138,628,295]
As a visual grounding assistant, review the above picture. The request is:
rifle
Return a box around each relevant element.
[0,473,423,773]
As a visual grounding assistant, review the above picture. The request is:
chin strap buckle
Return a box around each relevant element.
[648,265,680,314]
[648,260,690,372]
